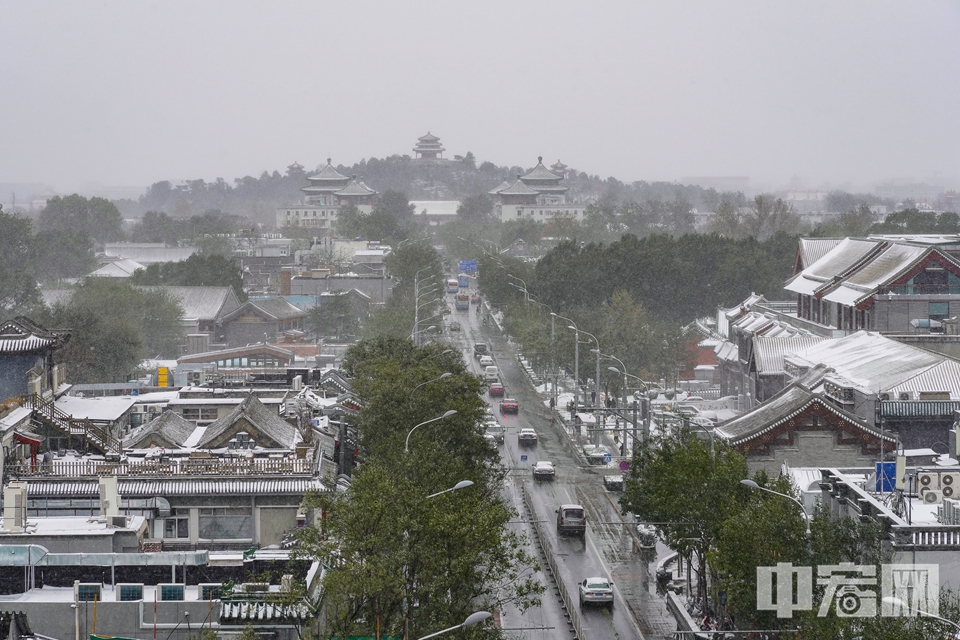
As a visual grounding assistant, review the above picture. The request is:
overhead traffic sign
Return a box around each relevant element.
[459,259,478,272]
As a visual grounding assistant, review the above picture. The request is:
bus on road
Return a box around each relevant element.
[458,273,470,288]
[455,293,470,310]
[447,279,460,293]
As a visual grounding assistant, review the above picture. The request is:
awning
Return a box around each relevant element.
[13,430,43,446]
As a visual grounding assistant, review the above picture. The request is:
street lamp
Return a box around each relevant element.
[740,479,810,534]
[410,372,452,399]
[552,313,579,408]
[416,611,492,640]
[882,596,960,637]
[405,410,458,452]
[426,480,474,499]
[507,273,528,301]
[578,330,600,405]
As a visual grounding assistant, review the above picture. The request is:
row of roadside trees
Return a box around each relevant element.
[296,337,542,639]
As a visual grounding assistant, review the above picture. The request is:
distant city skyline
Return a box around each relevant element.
[1,2,958,198]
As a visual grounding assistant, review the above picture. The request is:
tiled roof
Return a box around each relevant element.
[221,298,307,324]
[787,331,945,395]
[25,477,327,497]
[102,244,197,265]
[124,411,198,449]
[754,336,825,375]
[784,238,882,295]
[520,157,563,182]
[488,180,512,195]
[306,160,350,183]
[0,316,70,354]
[820,243,936,305]
[196,394,299,449]
[136,286,240,322]
[334,179,377,197]
[716,383,894,446]
[179,343,294,364]
[497,179,540,196]
[796,238,844,271]
[417,132,441,143]
[888,360,960,400]
[89,259,144,278]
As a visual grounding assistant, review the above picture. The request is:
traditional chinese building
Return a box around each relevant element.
[275,160,378,229]
[490,157,586,223]
[412,132,445,160]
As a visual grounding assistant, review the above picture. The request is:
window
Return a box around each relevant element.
[199,507,253,540]
[163,513,189,539]
[930,302,949,321]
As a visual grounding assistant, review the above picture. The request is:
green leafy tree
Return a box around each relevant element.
[299,338,542,638]
[38,194,125,244]
[306,291,360,339]
[130,254,246,302]
[33,228,98,282]
[44,279,184,382]
[0,206,41,313]
[622,427,748,611]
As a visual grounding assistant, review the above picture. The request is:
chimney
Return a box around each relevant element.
[281,267,293,296]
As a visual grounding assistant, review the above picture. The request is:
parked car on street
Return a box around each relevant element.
[499,398,519,414]
[533,461,556,481]
[518,428,538,446]
[556,503,586,537]
[488,382,505,397]
[578,577,614,608]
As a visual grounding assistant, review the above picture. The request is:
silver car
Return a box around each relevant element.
[578,577,614,608]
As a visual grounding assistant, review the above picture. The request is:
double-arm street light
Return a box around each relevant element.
[416,611,492,640]
[551,313,579,408]
[405,410,458,452]
[577,329,600,405]
[507,273,529,302]
[740,479,810,534]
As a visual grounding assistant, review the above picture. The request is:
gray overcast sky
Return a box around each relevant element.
[1,1,958,194]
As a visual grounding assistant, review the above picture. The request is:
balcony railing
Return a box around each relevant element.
[9,457,314,478]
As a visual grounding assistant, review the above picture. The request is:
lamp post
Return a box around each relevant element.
[740,479,810,534]
[882,596,960,637]
[405,410,458,452]
[507,274,528,302]
[426,480,473,499]
[578,329,600,405]
[410,372,452,400]
[552,313,579,409]
[416,611,492,640]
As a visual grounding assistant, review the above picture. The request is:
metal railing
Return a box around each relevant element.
[521,483,585,640]
[8,457,314,477]
[21,393,120,454]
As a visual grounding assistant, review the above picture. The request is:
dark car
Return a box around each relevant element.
[557,504,586,537]
[488,382,505,397]
[449,321,462,332]
[499,398,519,414]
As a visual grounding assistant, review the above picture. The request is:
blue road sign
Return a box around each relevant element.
[520,454,528,461]
[602,453,613,464]
[459,259,478,272]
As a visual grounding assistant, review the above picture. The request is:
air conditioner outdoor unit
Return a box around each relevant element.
[879,393,891,401]
[924,490,944,505]
[919,472,941,493]
[108,515,128,528]
[899,392,912,401]
[941,473,960,498]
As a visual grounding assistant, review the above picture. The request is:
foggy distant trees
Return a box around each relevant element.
[333,191,416,243]
[455,194,494,225]
[130,209,240,245]
[708,195,804,240]
[38,194,125,244]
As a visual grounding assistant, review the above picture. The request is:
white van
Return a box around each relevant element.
[484,365,499,382]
